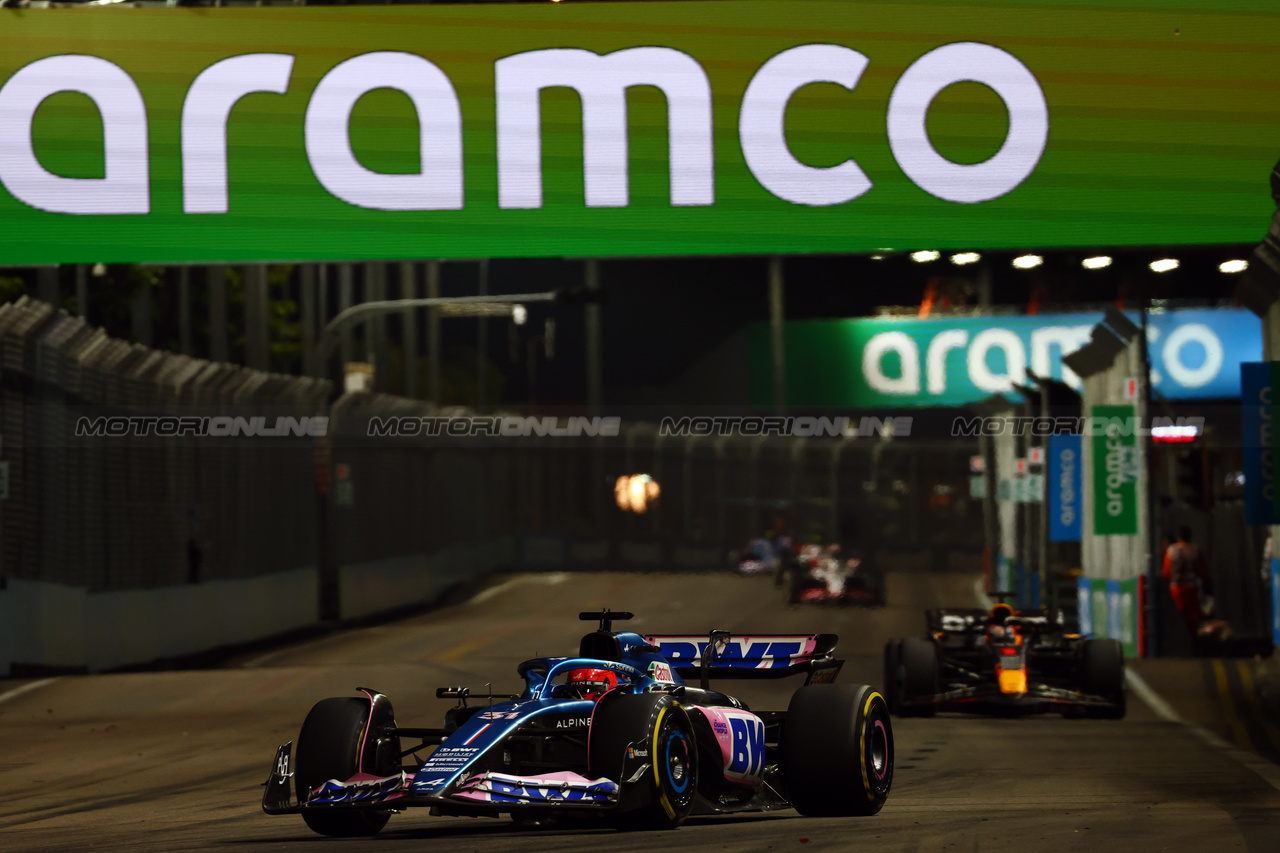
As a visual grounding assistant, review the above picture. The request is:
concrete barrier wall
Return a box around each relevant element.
[339,537,516,621]
[0,568,317,674]
[0,578,86,671]
[0,532,727,675]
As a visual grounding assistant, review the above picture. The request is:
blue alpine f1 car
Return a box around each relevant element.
[262,610,894,834]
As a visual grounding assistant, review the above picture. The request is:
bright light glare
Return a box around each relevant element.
[870,254,886,261]
[1082,256,1112,270]
[512,304,528,325]
[1151,425,1198,443]
[1012,254,1043,270]
[950,252,981,266]
[1220,259,1249,274]
[910,250,940,263]
[615,474,660,514]
[1149,258,1180,273]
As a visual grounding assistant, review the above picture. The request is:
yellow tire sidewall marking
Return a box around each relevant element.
[860,691,885,801]
[652,704,678,821]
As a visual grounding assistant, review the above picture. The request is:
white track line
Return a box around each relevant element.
[973,573,1280,792]
[1122,668,1179,722]
[0,677,59,706]
[470,572,569,605]
[244,573,572,667]
[1126,668,1280,793]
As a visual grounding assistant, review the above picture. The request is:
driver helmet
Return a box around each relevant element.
[567,668,618,701]
[988,602,1014,626]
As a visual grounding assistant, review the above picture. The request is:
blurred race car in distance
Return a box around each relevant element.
[786,543,885,607]
[883,597,1125,718]
[263,609,894,836]
[737,536,786,575]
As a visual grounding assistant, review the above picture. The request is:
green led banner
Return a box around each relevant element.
[0,1,1278,264]
[1092,404,1140,536]
[748,308,1259,408]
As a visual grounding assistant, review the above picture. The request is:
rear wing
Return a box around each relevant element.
[926,609,1055,635]
[926,609,988,634]
[642,633,842,686]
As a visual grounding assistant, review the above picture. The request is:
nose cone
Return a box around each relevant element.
[996,667,1028,695]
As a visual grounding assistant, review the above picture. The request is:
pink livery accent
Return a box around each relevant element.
[689,707,767,785]
[452,770,619,804]
[307,771,409,805]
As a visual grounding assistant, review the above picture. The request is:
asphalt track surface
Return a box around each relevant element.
[2,568,1278,852]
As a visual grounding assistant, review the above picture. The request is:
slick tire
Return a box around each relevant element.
[781,684,893,816]
[1081,638,1126,719]
[898,637,939,717]
[589,692,697,830]
[295,694,399,837]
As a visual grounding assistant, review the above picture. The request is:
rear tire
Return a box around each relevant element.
[897,637,939,717]
[883,640,903,714]
[782,684,893,816]
[1081,639,1126,719]
[295,695,398,837]
[589,693,697,830]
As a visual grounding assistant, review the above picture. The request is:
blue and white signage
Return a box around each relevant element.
[1047,434,1082,542]
[1144,309,1258,401]
[1272,557,1280,649]
[1241,362,1279,526]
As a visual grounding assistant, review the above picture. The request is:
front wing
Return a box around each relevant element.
[262,742,627,816]
[897,682,1123,713]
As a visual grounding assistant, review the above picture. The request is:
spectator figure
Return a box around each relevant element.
[770,516,793,588]
[1262,535,1273,604]
[1162,525,1212,642]
[187,536,203,584]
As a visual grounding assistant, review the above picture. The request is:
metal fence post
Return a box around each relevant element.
[301,264,317,376]
[244,264,269,370]
[208,266,228,363]
[585,259,601,417]
[178,267,192,356]
[401,261,418,399]
[427,260,441,407]
[339,263,354,368]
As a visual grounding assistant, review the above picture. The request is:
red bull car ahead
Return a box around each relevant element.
[883,599,1126,718]
[262,610,893,835]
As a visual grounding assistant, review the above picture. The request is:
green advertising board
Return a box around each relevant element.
[747,308,1257,408]
[0,1,1278,265]
[1091,404,1139,536]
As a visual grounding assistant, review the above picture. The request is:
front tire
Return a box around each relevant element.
[589,693,697,830]
[897,637,939,717]
[295,694,398,837]
[782,684,893,816]
[1081,639,1126,719]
